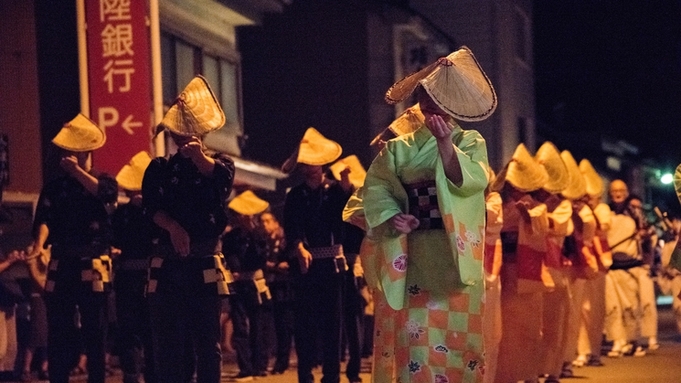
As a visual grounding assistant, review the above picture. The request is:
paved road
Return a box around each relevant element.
[19,305,681,383]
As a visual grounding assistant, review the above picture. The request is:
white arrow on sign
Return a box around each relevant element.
[122,114,143,135]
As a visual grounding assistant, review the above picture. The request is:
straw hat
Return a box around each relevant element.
[157,75,225,137]
[116,151,152,191]
[534,142,569,194]
[560,150,587,200]
[329,155,367,188]
[281,127,342,173]
[370,104,425,146]
[385,46,497,122]
[492,143,548,193]
[579,159,604,198]
[228,190,269,216]
[52,113,106,152]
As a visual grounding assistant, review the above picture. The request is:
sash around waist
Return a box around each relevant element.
[309,244,344,259]
[236,269,264,281]
[156,238,221,258]
[402,179,443,231]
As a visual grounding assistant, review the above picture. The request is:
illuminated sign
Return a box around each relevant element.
[86,0,152,175]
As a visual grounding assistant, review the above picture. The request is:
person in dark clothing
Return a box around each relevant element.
[142,76,235,383]
[330,155,368,383]
[29,113,117,383]
[260,211,293,375]
[111,151,155,383]
[340,222,366,383]
[281,127,354,383]
[222,190,272,381]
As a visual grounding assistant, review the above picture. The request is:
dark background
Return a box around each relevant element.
[533,0,681,170]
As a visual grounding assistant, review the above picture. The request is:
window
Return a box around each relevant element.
[160,32,243,156]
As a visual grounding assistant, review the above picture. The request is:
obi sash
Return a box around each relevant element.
[403,180,444,230]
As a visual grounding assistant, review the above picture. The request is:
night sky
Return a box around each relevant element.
[533,1,681,169]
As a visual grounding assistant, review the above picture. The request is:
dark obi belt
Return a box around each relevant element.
[403,179,443,230]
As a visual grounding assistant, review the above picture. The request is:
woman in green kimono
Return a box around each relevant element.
[355,47,496,383]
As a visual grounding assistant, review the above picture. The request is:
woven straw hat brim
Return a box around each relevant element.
[370,104,424,146]
[504,144,548,192]
[535,142,569,193]
[330,155,367,188]
[560,151,587,200]
[579,159,604,198]
[385,46,497,122]
[296,127,342,166]
[158,75,225,137]
[674,163,681,205]
[385,60,440,105]
[52,113,106,152]
[116,151,152,191]
[228,190,269,216]
[281,127,342,173]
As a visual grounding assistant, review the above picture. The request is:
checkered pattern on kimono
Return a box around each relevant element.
[397,286,484,382]
[404,180,443,230]
[80,255,113,293]
[145,256,163,294]
[200,253,235,296]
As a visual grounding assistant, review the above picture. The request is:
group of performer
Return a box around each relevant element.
[2,44,678,383]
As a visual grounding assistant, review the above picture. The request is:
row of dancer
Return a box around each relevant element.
[483,141,661,383]
[21,74,372,383]
[338,45,663,383]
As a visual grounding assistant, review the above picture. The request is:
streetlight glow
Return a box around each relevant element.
[661,173,673,185]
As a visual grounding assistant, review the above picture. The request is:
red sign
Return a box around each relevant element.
[86,0,152,176]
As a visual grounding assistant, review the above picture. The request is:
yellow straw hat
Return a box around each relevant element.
[329,155,367,188]
[228,190,269,216]
[116,151,152,191]
[281,127,342,173]
[385,46,497,122]
[370,104,424,146]
[535,142,569,194]
[157,75,225,137]
[493,143,548,192]
[560,150,587,200]
[579,159,604,198]
[52,113,106,152]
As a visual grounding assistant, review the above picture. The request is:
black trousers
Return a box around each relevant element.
[45,275,108,383]
[343,271,364,381]
[271,289,294,372]
[228,280,269,376]
[293,259,344,383]
[115,270,155,383]
[148,258,223,383]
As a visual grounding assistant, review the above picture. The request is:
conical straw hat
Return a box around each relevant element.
[385,46,497,122]
[535,142,569,194]
[370,104,424,146]
[52,113,106,152]
[116,151,152,191]
[560,150,587,200]
[674,163,681,205]
[157,75,225,136]
[228,190,269,216]
[579,159,604,198]
[499,143,548,192]
[330,155,367,188]
[281,127,342,173]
